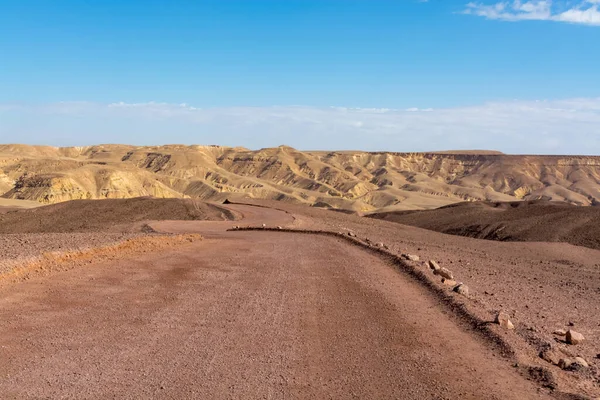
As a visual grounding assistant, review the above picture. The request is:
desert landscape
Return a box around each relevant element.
[4,0,598,397]
[3,144,600,211]
[0,146,599,399]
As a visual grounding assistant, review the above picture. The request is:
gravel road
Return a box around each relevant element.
[0,205,550,399]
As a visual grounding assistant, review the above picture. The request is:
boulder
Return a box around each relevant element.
[566,330,585,345]
[495,311,515,330]
[348,232,356,237]
[402,254,420,261]
[277,226,283,230]
[453,283,469,297]
[442,278,457,286]
[376,242,385,248]
[553,329,567,336]
[262,223,266,228]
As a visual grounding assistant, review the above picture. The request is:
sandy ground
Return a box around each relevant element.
[0,201,596,398]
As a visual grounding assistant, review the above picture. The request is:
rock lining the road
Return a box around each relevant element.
[496,311,515,330]
[231,224,598,397]
[566,330,585,345]
[229,226,516,358]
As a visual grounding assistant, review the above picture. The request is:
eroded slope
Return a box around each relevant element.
[0,197,237,233]
[368,200,600,250]
[2,144,600,211]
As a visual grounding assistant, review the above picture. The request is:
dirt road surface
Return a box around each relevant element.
[0,205,551,399]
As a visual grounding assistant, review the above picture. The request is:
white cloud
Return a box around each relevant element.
[1,98,600,154]
[464,0,600,25]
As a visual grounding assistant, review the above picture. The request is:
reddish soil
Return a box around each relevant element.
[0,206,22,214]
[0,200,597,398]
[240,199,600,398]
[368,200,600,250]
[0,197,238,233]
[0,232,139,273]
[0,227,551,399]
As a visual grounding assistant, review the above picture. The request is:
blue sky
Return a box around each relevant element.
[1,0,599,153]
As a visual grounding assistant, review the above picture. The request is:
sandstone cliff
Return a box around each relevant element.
[2,144,599,211]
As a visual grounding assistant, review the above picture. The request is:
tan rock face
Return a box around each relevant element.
[495,311,515,330]
[3,145,600,209]
[566,330,585,345]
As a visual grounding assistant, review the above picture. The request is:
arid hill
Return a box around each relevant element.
[2,144,600,211]
[367,200,600,250]
[0,197,237,233]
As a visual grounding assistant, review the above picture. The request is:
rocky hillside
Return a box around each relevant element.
[368,200,600,250]
[0,197,237,233]
[2,144,600,211]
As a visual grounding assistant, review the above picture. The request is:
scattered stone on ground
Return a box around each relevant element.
[428,260,441,272]
[442,278,457,286]
[453,283,469,297]
[553,329,567,336]
[566,330,585,345]
[574,357,588,367]
[262,223,266,228]
[540,348,561,365]
[495,311,515,330]
[435,267,454,280]
[376,242,385,248]
[559,357,588,370]
[347,232,356,237]
[402,254,420,262]
[277,226,282,230]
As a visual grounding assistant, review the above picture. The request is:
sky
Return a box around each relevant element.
[0,0,599,154]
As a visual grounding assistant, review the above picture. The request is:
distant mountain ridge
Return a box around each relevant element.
[2,144,600,211]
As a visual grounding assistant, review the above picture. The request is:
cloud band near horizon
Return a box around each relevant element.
[1,98,600,155]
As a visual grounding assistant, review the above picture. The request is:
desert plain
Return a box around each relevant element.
[0,145,599,399]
